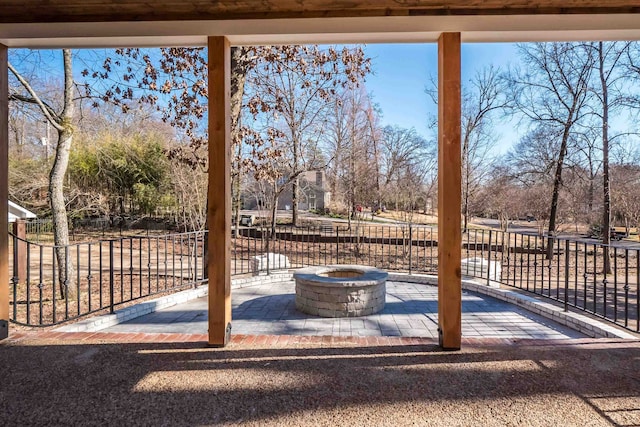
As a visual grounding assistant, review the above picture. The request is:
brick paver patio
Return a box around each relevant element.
[104,280,586,339]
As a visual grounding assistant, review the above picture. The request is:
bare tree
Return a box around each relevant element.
[427,66,507,231]
[611,163,640,235]
[506,43,594,259]
[324,86,379,226]
[245,45,370,227]
[587,41,633,273]
[460,67,507,232]
[9,50,77,297]
[480,165,526,232]
[379,126,430,194]
[569,129,602,222]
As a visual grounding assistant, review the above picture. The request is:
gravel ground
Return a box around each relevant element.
[1,336,639,426]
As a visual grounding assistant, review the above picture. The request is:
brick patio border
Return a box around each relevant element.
[7,330,637,348]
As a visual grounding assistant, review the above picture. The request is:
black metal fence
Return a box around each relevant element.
[20,217,177,242]
[24,218,54,236]
[231,224,438,275]
[8,223,640,333]
[488,231,640,333]
[232,224,639,333]
[9,231,206,326]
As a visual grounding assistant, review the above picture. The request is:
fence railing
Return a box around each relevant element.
[485,230,639,334]
[9,230,206,326]
[231,224,639,333]
[231,224,438,276]
[8,223,640,333]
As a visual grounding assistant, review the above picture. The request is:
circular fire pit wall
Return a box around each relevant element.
[293,265,388,317]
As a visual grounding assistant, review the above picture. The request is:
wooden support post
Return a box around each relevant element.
[0,44,8,340]
[437,33,462,350]
[13,219,26,285]
[207,36,232,347]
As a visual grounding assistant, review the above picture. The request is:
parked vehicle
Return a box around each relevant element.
[588,224,626,241]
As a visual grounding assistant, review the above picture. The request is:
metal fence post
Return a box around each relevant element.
[266,229,271,275]
[487,230,492,287]
[336,227,339,265]
[564,239,570,312]
[408,225,413,274]
[109,239,115,314]
[193,232,198,282]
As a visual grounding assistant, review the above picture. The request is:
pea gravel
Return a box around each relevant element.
[1,336,639,426]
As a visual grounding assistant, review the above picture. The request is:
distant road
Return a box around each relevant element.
[239,209,402,225]
[472,218,540,235]
[473,218,640,249]
[240,211,640,249]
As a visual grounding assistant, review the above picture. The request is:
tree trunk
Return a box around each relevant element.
[462,127,470,234]
[462,188,469,234]
[292,177,299,226]
[348,142,356,230]
[546,124,572,260]
[231,145,242,232]
[599,42,612,274]
[372,137,381,212]
[51,48,76,299]
[230,47,249,232]
[270,196,278,239]
[50,128,75,298]
[588,177,594,215]
[291,106,300,226]
[203,211,208,279]
[232,174,242,230]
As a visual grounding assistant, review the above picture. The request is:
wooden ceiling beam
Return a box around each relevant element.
[1,1,639,24]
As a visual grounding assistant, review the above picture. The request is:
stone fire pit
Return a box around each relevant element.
[293,265,388,317]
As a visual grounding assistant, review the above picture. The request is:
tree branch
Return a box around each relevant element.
[7,61,65,132]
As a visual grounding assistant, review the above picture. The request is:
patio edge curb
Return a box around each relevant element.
[53,271,292,333]
[387,272,638,340]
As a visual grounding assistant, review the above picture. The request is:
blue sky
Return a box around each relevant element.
[12,43,523,154]
[363,43,520,154]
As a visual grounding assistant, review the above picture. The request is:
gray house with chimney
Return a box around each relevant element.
[243,170,331,212]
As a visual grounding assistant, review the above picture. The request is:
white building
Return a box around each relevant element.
[8,201,36,223]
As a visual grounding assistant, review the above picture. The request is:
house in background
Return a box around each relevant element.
[242,170,331,212]
[279,170,331,212]
[8,201,36,223]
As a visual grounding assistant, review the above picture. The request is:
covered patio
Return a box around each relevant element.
[3,2,640,351]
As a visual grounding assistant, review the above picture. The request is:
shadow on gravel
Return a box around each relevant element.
[1,339,639,425]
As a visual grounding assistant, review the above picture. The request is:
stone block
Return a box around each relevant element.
[318,308,335,317]
[303,289,320,301]
[315,301,336,310]
[250,252,291,275]
[348,302,365,311]
[461,257,501,286]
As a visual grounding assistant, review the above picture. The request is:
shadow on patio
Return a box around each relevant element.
[2,336,639,426]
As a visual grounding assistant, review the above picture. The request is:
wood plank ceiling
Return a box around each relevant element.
[1,1,639,24]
